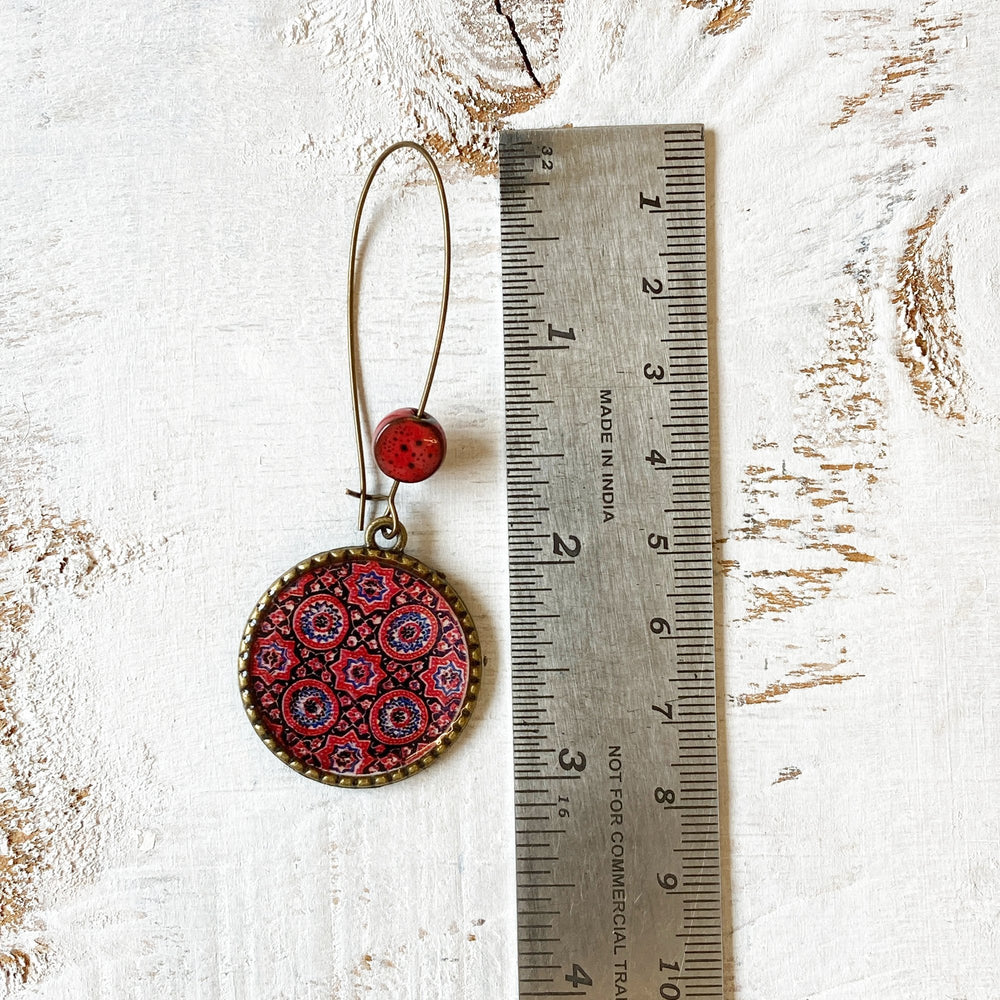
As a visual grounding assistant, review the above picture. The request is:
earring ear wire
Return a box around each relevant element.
[345,141,452,538]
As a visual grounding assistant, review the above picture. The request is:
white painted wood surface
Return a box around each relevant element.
[2,1,999,997]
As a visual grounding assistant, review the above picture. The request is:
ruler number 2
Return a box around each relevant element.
[552,532,582,558]
[547,323,576,342]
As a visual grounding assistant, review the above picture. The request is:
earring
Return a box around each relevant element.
[238,143,481,787]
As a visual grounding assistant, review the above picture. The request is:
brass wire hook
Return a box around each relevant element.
[345,142,451,544]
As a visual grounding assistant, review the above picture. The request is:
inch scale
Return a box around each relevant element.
[500,125,722,1000]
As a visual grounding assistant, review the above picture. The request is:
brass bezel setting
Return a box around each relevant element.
[239,546,482,788]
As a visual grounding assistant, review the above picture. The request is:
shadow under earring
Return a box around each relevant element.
[238,142,481,788]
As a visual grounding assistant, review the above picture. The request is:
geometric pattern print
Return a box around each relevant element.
[245,551,473,781]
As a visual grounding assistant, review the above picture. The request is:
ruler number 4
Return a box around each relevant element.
[565,963,593,990]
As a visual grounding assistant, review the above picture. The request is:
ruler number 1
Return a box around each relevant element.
[639,191,661,210]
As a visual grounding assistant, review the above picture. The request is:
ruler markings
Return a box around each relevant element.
[502,125,720,1000]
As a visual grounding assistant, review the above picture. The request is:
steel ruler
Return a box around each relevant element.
[500,125,721,1000]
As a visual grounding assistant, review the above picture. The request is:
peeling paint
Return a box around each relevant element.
[829,6,963,133]
[679,0,754,36]
[735,659,864,707]
[0,416,147,988]
[772,766,802,785]
[893,191,969,420]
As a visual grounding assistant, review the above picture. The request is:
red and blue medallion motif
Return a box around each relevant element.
[243,550,476,781]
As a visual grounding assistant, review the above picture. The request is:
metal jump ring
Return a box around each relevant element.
[364,515,408,553]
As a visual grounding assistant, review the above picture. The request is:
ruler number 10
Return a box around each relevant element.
[658,961,682,1000]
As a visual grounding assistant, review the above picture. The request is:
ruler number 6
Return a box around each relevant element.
[649,616,672,636]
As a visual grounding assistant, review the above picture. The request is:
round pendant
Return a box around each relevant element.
[239,546,481,787]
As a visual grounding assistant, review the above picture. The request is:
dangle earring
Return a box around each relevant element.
[239,143,481,787]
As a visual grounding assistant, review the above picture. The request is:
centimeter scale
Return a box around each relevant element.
[499,125,722,999]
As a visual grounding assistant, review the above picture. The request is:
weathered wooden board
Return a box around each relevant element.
[1,1,998,997]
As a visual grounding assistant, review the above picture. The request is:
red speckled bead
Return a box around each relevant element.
[373,407,447,483]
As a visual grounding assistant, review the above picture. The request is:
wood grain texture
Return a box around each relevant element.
[2,0,999,997]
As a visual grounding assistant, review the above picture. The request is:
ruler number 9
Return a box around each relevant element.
[540,145,553,170]
[657,872,679,891]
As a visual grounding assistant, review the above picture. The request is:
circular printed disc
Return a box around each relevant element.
[239,546,481,787]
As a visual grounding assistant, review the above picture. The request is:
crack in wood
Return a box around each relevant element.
[493,0,543,88]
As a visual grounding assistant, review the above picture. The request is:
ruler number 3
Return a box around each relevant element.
[558,747,587,772]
